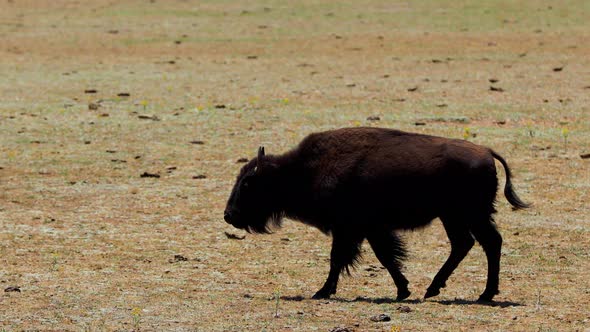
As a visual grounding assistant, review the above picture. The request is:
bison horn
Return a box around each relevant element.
[256,146,265,171]
[258,146,265,159]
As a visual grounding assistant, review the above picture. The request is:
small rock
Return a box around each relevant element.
[88,103,100,110]
[138,114,160,121]
[243,294,253,299]
[490,86,504,92]
[171,254,188,263]
[489,78,499,83]
[84,89,98,94]
[140,172,160,178]
[370,314,390,322]
[224,232,245,240]
[532,145,551,151]
[236,157,249,163]
[407,86,418,92]
[117,92,130,97]
[366,116,380,121]
[414,122,426,126]
[246,55,258,60]
[397,305,412,313]
[580,153,590,159]
[214,104,226,109]
[553,66,564,72]
[330,328,354,332]
[5,286,21,293]
[192,175,207,179]
[190,140,204,145]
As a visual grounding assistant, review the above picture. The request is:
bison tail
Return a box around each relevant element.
[491,150,531,210]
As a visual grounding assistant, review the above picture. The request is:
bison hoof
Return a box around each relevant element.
[396,289,411,301]
[477,290,498,303]
[312,289,333,299]
[424,287,440,299]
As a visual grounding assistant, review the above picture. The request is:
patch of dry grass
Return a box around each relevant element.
[1,1,589,331]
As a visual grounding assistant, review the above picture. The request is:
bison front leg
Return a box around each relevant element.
[312,231,363,299]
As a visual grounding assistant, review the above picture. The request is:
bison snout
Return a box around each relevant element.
[223,210,232,223]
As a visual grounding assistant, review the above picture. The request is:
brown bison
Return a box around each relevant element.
[224,127,529,302]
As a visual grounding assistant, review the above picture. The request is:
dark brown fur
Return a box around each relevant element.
[224,127,529,302]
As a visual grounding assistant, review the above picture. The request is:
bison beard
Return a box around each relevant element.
[224,127,530,302]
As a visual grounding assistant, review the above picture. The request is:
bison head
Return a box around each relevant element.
[224,146,282,233]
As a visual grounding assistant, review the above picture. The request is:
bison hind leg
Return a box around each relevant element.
[471,216,503,302]
[367,230,410,301]
[425,216,475,299]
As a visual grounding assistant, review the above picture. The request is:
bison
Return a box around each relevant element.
[224,127,529,302]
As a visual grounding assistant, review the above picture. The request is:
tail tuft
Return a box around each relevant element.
[491,150,531,210]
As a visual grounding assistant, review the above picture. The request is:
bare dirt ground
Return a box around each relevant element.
[1,1,589,331]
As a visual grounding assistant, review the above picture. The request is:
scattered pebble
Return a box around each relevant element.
[236,158,249,163]
[366,116,380,121]
[397,305,412,313]
[330,328,354,332]
[140,172,160,178]
[224,232,245,240]
[5,286,21,293]
[170,254,188,263]
[138,114,160,121]
[192,175,207,179]
[370,314,390,322]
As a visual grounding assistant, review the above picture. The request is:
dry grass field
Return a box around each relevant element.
[1,1,589,331]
